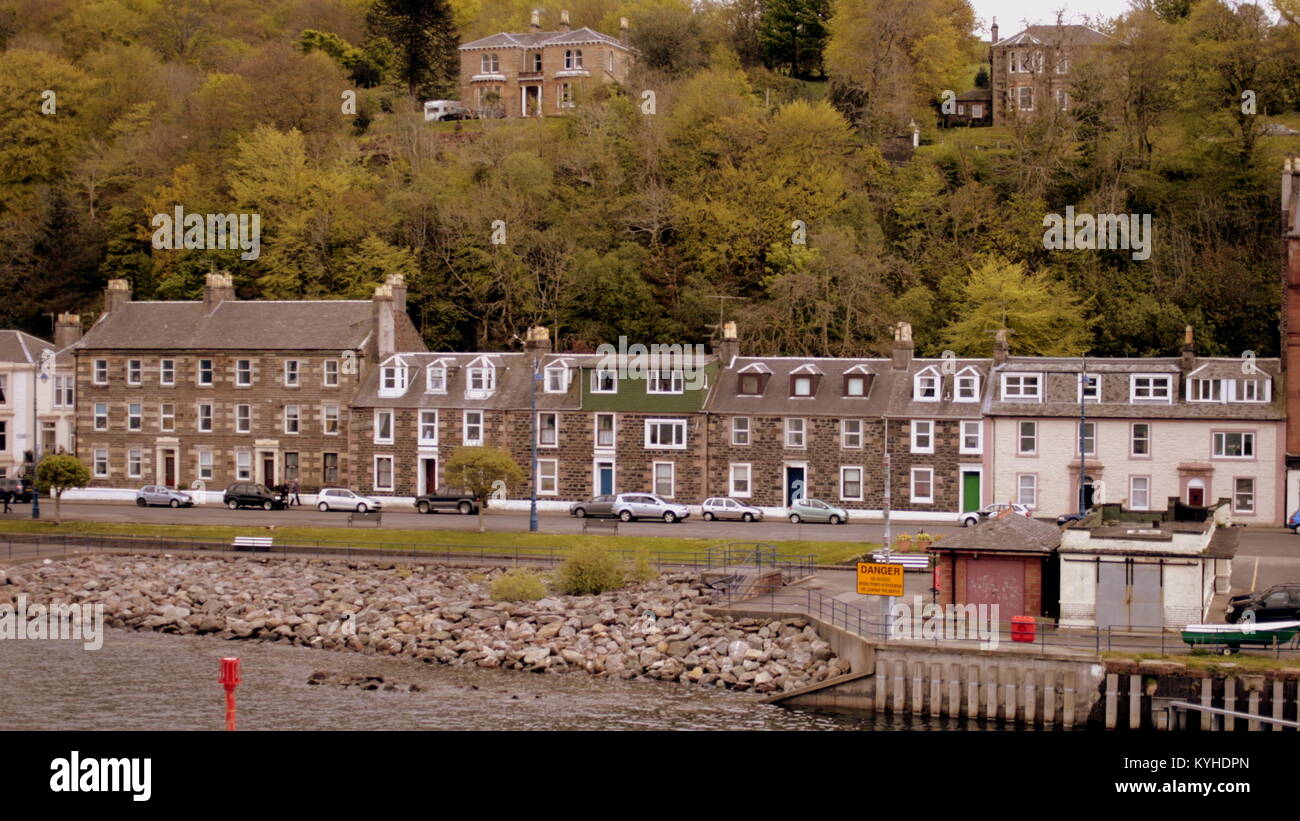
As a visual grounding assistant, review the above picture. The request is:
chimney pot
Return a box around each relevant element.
[104,279,131,313]
[891,321,914,370]
[202,271,236,311]
[54,313,82,349]
[560,9,570,30]
[993,327,1010,365]
[715,321,740,364]
[530,9,540,29]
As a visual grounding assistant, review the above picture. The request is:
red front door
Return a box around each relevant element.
[1188,487,1205,506]
[423,459,437,494]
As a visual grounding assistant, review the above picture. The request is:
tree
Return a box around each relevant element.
[35,454,90,524]
[939,256,1092,356]
[758,0,830,78]
[367,0,460,100]
[443,447,525,533]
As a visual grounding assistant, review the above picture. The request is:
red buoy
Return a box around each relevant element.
[218,657,241,731]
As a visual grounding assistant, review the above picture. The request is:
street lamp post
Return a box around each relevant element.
[31,365,42,520]
[529,356,539,533]
[1078,357,1088,517]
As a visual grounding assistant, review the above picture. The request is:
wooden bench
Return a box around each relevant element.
[348,510,382,527]
[233,536,273,553]
[871,552,930,570]
[582,517,618,535]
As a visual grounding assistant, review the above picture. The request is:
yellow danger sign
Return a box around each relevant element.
[857,562,904,597]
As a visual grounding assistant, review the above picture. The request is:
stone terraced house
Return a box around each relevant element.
[72,273,424,496]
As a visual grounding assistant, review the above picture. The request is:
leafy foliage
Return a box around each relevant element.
[555,543,626,595]
[490,568,549,601]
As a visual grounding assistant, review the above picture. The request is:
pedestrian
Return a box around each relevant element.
[290,478,301,507]
[2,489,10,514]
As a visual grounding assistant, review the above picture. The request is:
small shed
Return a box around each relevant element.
[930,513,1062,620]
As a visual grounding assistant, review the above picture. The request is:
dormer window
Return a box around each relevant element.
[1237,378,1266,402]
[913,368,940,402]
[426,364,447,394]
[545,365,569,394]
[592,368,617,393]
[379,365,407,396]
[740,374,761,395]
[1001,373,1041,401]
[1079,374,1100,402]
[954,368,980,402]
[465,358,496,398]
[792,375,813,397]
[845,376,866,396]
[647,370,683,394]
[1190,378,1222,402]
[1131,374,1172,402]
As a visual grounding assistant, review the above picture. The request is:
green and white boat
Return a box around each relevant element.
[1181,620,1300,653]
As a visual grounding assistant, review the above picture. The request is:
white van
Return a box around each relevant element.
[423,100,470,122]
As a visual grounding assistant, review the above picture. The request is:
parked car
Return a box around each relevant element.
[1288,509,1300,535]
[0,478,33,503]
[787,498,849,524]
[135,485,194,508]
[1056,508,1093,526]
[316,487,383,513]
[701,497,763,522]
[1227,584,1300,624]
[959,502,1031,527]
[223,483,286,511]
[569,495,616,518]
[611,493,690,523]
[423,100,471,121]
[414,488,478,515]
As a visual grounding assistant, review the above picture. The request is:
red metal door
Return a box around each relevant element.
[963,557,1025,619]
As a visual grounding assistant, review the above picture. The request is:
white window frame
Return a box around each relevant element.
[198,449,214,481]
[1129,475,1151,511]
[159,359,174,386]
[94,403,108,431]
[235,451,252,481]
[544,365,569,394]
[235,403,251,434]
[235,359,252,387]
[127,359,142,385]
[419,410,438,446]
[594,413,616,449]
[283,359,300,388]
[1002,373,1042,401]
[323,359,339,387]
[784,417,805,449]
[160,403,175,432]
[1016,474,1038,508]
[374,410,393,444]
[1017,420,1038,455]
[323,404,339,435]
[197,402,213,433]
[840,466,864,502]
[537,412,558,448]
[379,365,407,396]
[792,375,813,397]
[591,368,617,394]
[197,359,214,386]
[373,455,394,492]
[954,370,980,403]
[463,410,484,446]
[537,459,559,496]
[467,365,496,397]
[1189,378,1222,403]
[1131,422,1151,457]
[1130,374,1172,403]
[1078,373,1100,403]
[284,404,301,435]
[1077,420,1096,456]
[729,463,751,498]
[731,417,750,446]
[93,359,107,385]
[426,364,447,394]
[93,448,108,477]
[127,448,142,478]
[1213,431,1255,459]
[911,420,934,454]
[910,467,934,504]
[127,402,142,431]
[1234,477,1256,514]
[647,370,684,395]
[645,418,687,450]
[841,419,863,449]
[959,420,982,455]
[652,461,675,498]
[913,370,939,402]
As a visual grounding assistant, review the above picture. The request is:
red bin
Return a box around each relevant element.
[1010,616,1036,643]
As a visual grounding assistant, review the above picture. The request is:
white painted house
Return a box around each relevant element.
[0,319,79,479]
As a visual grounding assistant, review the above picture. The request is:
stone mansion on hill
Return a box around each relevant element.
[55,274,1289,524]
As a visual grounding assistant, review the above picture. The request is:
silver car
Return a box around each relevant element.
[612,493,690,523]
[702,497,763,522]
[135,485,194,508]
[569,495,616,518]
[316,487,384,513]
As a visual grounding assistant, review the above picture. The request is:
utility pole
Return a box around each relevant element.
[529,355,539,532]
[880,416,892,640]
[1078,356,1088,516]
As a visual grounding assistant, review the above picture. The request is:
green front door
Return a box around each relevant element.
[962,471,981,512]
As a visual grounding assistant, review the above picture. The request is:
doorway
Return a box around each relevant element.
[1080,475,1095,511]
[595,459,615,496]
[421,457,438,495]
[262,452,276,487]
[784,465,806,507]
[1187,478,1205,507]
[522,85,541,116]
[960,469,982,512]
[162,449,177,488]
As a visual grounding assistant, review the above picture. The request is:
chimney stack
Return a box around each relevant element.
[385,273,407,314]
[991,17,998,44]
[373,283,395,359]
[54,313,82,349]
[1181,324,1195,371]
[202,271,235,312]
[891,321,914,370]
[559,9,570,31]
[524,326,552,363]
[619,16,629,43]
[993,328,1010,365]
[104,279,131,314]
[1284,157,1300,459]
[713,320,739,365]
[530,9,540,30]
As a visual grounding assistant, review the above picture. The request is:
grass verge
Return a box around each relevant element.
[1102,650,1300,674]
[0,519,874,565]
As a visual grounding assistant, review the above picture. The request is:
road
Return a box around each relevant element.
[3,500,963,544]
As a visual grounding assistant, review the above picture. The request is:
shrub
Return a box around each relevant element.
[490,568,548,602]
[626,547,658,584]
[555,543,625,595]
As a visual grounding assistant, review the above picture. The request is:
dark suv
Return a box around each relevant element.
[223,483,286,511]
[1227,584,1300,623]
[0,478,32,503]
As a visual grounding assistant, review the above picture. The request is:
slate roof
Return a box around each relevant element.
[354,352,587,411]
[0,330,54,364]
[929,512,1062,554]
[886,358,991,420]
[987,356,1284,420]
[460,27,629,51]
[956,89,992,102]
[705,356,898,417]
[993,25,1111,48]
[77,301,385,351]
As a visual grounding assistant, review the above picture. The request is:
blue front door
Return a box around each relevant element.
[785,467,805,507]
[598,462,614,496]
